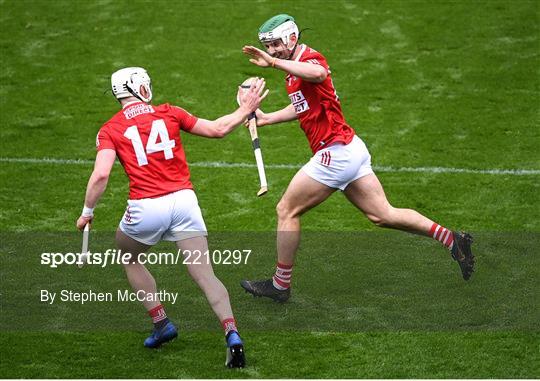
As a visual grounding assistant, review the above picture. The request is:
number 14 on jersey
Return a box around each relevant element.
[124,119,176,166]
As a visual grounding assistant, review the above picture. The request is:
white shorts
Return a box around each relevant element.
[302,135,374,191]
[119,189,207,246]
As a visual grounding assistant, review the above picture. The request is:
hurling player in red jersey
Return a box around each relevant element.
[239,15,475,302]
[76,67,267,367]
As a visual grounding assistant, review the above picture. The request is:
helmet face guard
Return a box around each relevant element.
[258,14,299,50]
[111,67,153,103]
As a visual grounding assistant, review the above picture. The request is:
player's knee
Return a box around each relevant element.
[277,198,304,220]
[366,213,382,226]
[276,200,292,219]
[365,202,396,227]
[366,211,392,227]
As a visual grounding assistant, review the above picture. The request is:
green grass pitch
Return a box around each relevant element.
[1,0,539,378]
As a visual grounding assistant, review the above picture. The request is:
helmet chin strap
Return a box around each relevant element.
[125,82,145,102]
[286,31,301,60]
[287,42,298,60]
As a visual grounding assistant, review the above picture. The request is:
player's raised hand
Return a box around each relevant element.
[243,46,274,68]
[76,215,92,231]
[237,77,269,113]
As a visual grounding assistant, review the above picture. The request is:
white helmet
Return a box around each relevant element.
[111,67,153,103]
[258,14,299,49]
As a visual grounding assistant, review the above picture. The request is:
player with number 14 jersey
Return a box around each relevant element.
[97,102,197,199]
[77,67,268,368]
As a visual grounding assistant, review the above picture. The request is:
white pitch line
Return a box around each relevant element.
[0,157,539,176]
[0,157,95,165]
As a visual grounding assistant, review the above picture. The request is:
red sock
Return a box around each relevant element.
[149,304,167,324]
[429,223,454,250]
[272,262,293,290]
[221,317,238,336]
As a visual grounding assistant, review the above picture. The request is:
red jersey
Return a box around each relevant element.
[96,101,198,200]
[285,44,355,153]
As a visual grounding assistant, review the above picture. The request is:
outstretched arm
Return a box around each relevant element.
[243,45,327,83]
[76,148,116,230]
[189,78,268,138]
[253,104,297,127]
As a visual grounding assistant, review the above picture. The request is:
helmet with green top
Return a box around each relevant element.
[258,14,299,49]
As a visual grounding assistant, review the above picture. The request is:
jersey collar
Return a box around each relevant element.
[122,100,145,109]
